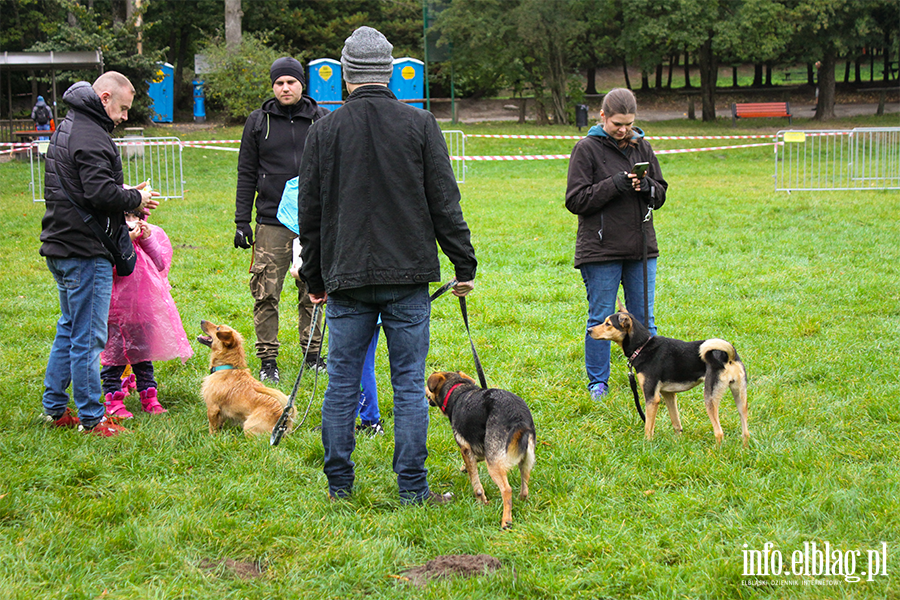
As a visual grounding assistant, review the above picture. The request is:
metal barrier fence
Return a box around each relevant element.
[775,127,900,191]
[28,136,184,202]
[443,129,465,183]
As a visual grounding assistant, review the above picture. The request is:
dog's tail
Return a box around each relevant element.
[699,339,746,395]
[699,338,737,365]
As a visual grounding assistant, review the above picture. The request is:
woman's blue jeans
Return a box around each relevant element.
[579,259,657,391]
[42,256,113,428]
[322,284,431,502]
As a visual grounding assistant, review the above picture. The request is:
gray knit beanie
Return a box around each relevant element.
[341,26,393,84]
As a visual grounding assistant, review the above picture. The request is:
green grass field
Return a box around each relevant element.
[1,111,898,599]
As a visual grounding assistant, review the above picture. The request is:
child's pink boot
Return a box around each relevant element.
[120,373,137,395]
[104,390,134,419]
[140,388,167,414]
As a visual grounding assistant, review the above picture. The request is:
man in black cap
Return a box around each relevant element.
[234,57,330,383]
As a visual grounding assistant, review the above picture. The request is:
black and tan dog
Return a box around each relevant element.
[425,371,536,529]
[589,312,749,446]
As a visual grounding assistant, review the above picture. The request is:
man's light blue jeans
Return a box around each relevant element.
[43,256,113,428]
[580,259,657,392]
[322,284,432,502]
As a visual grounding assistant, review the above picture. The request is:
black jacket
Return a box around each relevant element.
[565,126,668,267]
[235,95,329,227]
[40,82,142,261]
[297,85,477,294]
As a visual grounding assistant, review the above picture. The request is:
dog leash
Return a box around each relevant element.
[626,337,651,423]
[271,302,322,446]
[431,280,488,389]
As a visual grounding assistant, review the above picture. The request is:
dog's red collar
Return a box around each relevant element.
[628,337,653,365]
[441,383,465,412]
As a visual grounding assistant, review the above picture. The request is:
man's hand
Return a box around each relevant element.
[452,280,475,297]
[234,223,254,249]
[309,291,327,305]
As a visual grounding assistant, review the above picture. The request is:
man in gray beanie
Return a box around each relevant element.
[298,26,477,505]
[234,57,329,384]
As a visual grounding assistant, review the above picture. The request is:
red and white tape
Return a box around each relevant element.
[467,133,776,140]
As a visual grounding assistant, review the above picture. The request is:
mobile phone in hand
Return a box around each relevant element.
[631,162,649,178]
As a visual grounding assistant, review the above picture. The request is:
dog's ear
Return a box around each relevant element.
[457,371,477,384]
[618,313,633,333]
[616,296,627,313]
[426,372,447,393]
[216,328,236,348]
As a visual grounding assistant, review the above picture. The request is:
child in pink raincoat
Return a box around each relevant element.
[100,209,193,417]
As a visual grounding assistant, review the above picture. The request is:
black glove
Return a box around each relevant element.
[612,171,632,194]
[234,223,253,249]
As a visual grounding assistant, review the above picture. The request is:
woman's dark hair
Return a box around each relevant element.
[601,88,637,117]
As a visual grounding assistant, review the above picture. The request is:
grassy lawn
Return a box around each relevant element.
[0,111,898,599]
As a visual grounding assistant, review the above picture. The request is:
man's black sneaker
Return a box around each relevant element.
[260,359,280,384]
[356,420,385,436]
[304,354,327,374]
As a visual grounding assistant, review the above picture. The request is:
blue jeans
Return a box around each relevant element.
[43,256,114,428]
[322,285,431,501]
[580,259,657,390]
[357,325,381,425]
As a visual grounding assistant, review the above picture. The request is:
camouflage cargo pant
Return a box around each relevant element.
[250,223,324,361]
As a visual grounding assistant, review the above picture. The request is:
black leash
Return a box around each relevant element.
[431,280,488,389]
[630,202,653,424]
[271,302,322,446]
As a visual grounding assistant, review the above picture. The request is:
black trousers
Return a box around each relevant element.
[100,361,156,395]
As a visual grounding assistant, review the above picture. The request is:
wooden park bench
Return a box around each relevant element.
[731,102,792,126]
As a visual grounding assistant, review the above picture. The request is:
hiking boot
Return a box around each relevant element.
[589,383,609,401]
[104,390,134,419]
[79,416,129,437]
[356,420,385,436]
[41,407,80,428]
[139,387,167,414]
[120,372,137,395]
[260,360,280,384]
[304,354,327,374]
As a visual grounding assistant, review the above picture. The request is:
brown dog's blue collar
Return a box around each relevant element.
[210,365,236,374]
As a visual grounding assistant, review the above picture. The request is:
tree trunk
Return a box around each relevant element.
[585,66,597,95]
[655,63,664,88]
[854,56,861,82]
[225,0,243,53]
[753,63,763,86]
[698,37,717,122]
[814,50,836,121]
[640,70,650,91]
[765,64,772,86]
[732,66,738,87]
[807,63,815,85]
[622,58,632,89]
[667,54,676,88]
[683,50,691,88]
[173,26,190,111]
[843,58,850,83]
[885,30,893,83]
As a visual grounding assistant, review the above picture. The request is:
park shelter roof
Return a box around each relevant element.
[0,50,104,71]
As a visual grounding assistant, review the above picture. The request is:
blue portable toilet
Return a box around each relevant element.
[308,58,342,112]
[389,58,424,109]
[148,62,174,123]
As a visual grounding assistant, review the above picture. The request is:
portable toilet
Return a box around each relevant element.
[389,58,424,109]
[308,58,342,112]
[148,62,174,123]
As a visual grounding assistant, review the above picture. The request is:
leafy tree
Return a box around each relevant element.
[15,0,161,122]
[199,31,282,120]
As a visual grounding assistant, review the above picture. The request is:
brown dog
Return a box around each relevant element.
[198,320,295,437]
[426,371,536,529]
[589,311,749,446]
